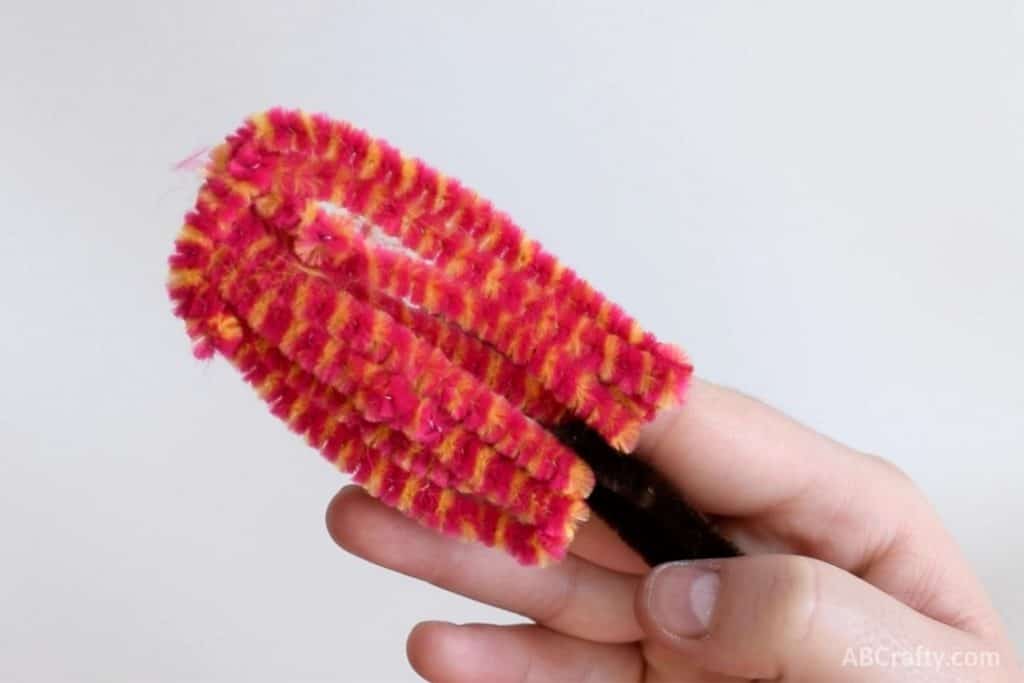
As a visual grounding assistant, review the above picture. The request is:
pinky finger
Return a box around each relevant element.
[407,621,643,683]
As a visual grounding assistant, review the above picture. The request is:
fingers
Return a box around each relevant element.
[570,514,648,575]
[638,379,912,523]
[637,378,904,569]
[636,555,1010,682]
[406,622,642,683]
[637,379,999,632]
[326,486,643,643]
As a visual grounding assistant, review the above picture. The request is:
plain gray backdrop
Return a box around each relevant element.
[1,2,1021,681]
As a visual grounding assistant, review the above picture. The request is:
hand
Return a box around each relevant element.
[326,379,1021,682]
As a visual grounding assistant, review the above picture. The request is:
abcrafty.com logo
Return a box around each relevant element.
[842,645,1001,672]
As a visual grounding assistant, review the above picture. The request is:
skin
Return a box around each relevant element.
[325,379,1021,682]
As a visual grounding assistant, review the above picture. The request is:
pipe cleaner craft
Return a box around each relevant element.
[168,109,736,566]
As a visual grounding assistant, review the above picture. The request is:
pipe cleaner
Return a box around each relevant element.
[168,109,737,566]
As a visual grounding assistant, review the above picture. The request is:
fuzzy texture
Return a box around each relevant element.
[551,420,738,566]
[168,109,694,564]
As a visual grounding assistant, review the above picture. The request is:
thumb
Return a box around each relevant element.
[635,554,1001,682]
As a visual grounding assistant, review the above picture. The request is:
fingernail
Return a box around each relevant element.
[646,563,719,638]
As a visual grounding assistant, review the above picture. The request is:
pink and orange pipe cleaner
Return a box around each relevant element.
[168,109,732,566]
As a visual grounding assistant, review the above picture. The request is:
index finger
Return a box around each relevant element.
[637,378,874,518]
[634,378,1000,636]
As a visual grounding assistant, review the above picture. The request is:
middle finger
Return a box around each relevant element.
[326,486,644,643]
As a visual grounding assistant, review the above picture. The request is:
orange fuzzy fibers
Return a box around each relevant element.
[167,109,692,564]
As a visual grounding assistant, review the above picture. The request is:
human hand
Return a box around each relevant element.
[326,379,1021,681]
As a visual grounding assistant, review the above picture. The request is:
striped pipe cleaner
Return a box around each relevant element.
[168,109,693,565]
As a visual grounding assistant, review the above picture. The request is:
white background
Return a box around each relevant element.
[1,2,1021,681]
